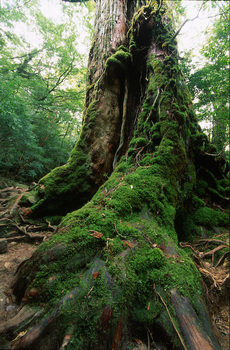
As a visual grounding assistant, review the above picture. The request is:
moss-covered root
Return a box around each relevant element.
[7,286,221,350]
[27,149,94,217]
[9,211,221,350]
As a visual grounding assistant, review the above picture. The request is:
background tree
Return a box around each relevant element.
[0,0,94,181]
[181,1,229,154]
[0,1,229,349]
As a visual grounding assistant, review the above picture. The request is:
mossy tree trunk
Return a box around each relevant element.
[31,0,144,216]
[3,1,229,349]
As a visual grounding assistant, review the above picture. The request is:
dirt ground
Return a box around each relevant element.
[0,241,38,324]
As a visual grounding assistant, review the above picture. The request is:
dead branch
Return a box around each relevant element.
[199,245,227,266]
[0,218,16,224]
[5,236,27,243]
[199,245,227,258]
[46,220,58,233]
[198,266,228,290]
[215,251,230,268]
[179,242,199,254]
[0,187,14,193]
[135,144,150,167]
[180,236,229,296]
[205,151,223,157]
[114,222,126,238]
[146,88,160,123]
[198,238,228,246]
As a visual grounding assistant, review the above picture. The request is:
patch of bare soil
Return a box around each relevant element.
[0,241,38,323]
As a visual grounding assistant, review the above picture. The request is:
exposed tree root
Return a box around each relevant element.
[0,184,57,249]
[180,236,229,292]
[180,234,229,348]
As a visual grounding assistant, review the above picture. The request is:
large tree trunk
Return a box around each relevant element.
[2,1,228,349]
[30,0,143,216]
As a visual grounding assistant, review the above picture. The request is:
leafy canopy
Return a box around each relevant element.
[181,1,229,154]
[0,0,95,181]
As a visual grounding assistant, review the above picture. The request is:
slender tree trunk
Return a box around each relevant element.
[2,1,228,349]
[212,106,228,153]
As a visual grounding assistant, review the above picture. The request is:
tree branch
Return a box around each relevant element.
[11,48,44,60]
[214,0,229,23]
[171,0,206,42]
[38,60,74,101]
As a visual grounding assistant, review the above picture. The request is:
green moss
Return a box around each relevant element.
[132,247,166,271]
[194,169,229,203]
[132,299,162,326]
[219,178,229,188]
[84,100,98,127]
[108,184,143,217]
[129,137,148,148]
[175,211,201,241]
[190,132,207,152]
[117,45,129,53]
[195,180,208,197]
[193,207,229,228]
[208,188,228,201]
[115,221,140,239]
[181,161,196,200]
[106,49,131,71]
[127,147,135,156]
[191,196,205,209]
[115,159,131,173]
[139,154,152,166]
[30,146,92,215]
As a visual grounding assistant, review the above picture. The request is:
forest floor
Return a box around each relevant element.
[0,241,38,324]
[0,178,229,349]
[0,178,56,332]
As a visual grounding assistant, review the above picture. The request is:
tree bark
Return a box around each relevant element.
[212,105,228,153]
[30,0,144,216]
[3,1,229,349]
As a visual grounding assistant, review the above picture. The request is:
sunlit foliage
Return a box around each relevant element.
[0,0,94,181]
